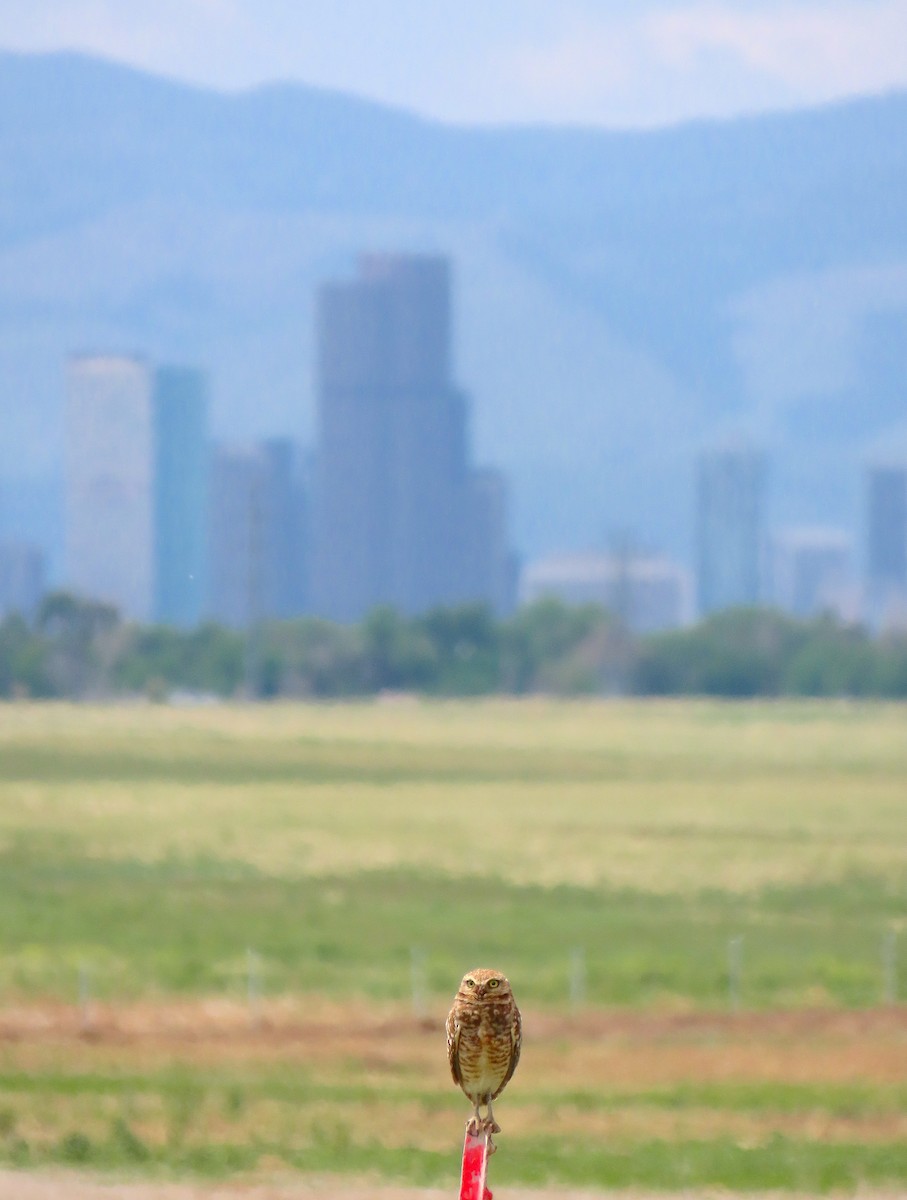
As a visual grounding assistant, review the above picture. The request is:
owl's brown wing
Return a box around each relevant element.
[493,1002,522,1098]
[446,1007,462,1086]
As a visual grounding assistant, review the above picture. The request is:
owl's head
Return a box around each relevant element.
[458,966,512,1000]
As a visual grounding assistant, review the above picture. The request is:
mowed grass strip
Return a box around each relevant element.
[5,775,906,893]
[5,1053,907,1122]
[1,864,904,1005]
[3,1092,907,1192]
[5,1134,907,1193]
[0,700,905,895]
[3,1047,907,1190]
[1,699,906,782]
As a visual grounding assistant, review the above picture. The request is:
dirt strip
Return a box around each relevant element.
[5,998,907,1046]
[1,1175,904,1200]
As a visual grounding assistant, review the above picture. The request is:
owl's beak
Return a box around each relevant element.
[476,985,486,998]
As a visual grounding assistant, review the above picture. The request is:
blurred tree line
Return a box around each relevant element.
[1,592,906,700]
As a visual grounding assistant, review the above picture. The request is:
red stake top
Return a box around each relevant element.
[459,1127,493,1200]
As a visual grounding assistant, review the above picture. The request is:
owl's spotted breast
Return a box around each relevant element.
[456,999,517,1094]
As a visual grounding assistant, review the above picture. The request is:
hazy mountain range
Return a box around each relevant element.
[1,50,906,577]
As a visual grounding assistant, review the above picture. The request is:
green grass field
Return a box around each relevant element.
[2,699,905,1006]
[1,698,906,1191]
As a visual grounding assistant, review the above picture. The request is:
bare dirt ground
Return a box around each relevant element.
[5,996,907,1050]
[4,997,907,1085]
[0,1173,904,1200]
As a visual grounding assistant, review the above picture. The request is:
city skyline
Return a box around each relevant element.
[29,324,907,634]
[48,255,520,630]
[0,53,904,574]
[4,237,904,631]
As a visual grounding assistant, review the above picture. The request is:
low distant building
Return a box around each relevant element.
[0,540,46,620]
[519,552,691,632]
[769,527,856,621]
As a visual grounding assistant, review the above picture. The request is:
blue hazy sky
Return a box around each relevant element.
[1,0,906,126]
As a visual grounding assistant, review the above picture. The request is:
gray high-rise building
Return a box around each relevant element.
[259,438,308,619]
[208,446,262,630]
[66,355,155,621]
[769,527,854,620]
[866,463,907,628]
[867,465,907,588]
[314,253,510,620]
[464,468,516,616]
[696,444,766,616]
[207,440,307,628]
[154,366,208,627]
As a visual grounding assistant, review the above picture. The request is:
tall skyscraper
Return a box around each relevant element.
[314,253,510,620]
[866,463,907,628]
[696,444,765,617]
[66,355,209,625]
[66,356,155,621]
[154,366,208,627]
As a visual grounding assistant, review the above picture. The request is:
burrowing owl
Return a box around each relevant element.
[446,967,521,1141]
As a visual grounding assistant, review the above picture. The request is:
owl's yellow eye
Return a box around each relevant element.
[488,979,500,989]
[465,978,475,988]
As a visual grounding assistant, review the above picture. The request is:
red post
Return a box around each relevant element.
[459,1126,493,1200]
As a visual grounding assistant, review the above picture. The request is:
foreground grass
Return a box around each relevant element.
[2,1052,907,1192]
[1,699,906,1189]
[6,1131,907,1193]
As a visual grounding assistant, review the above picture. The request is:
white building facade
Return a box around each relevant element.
[520,552,691,632]
[65,356,155,621]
